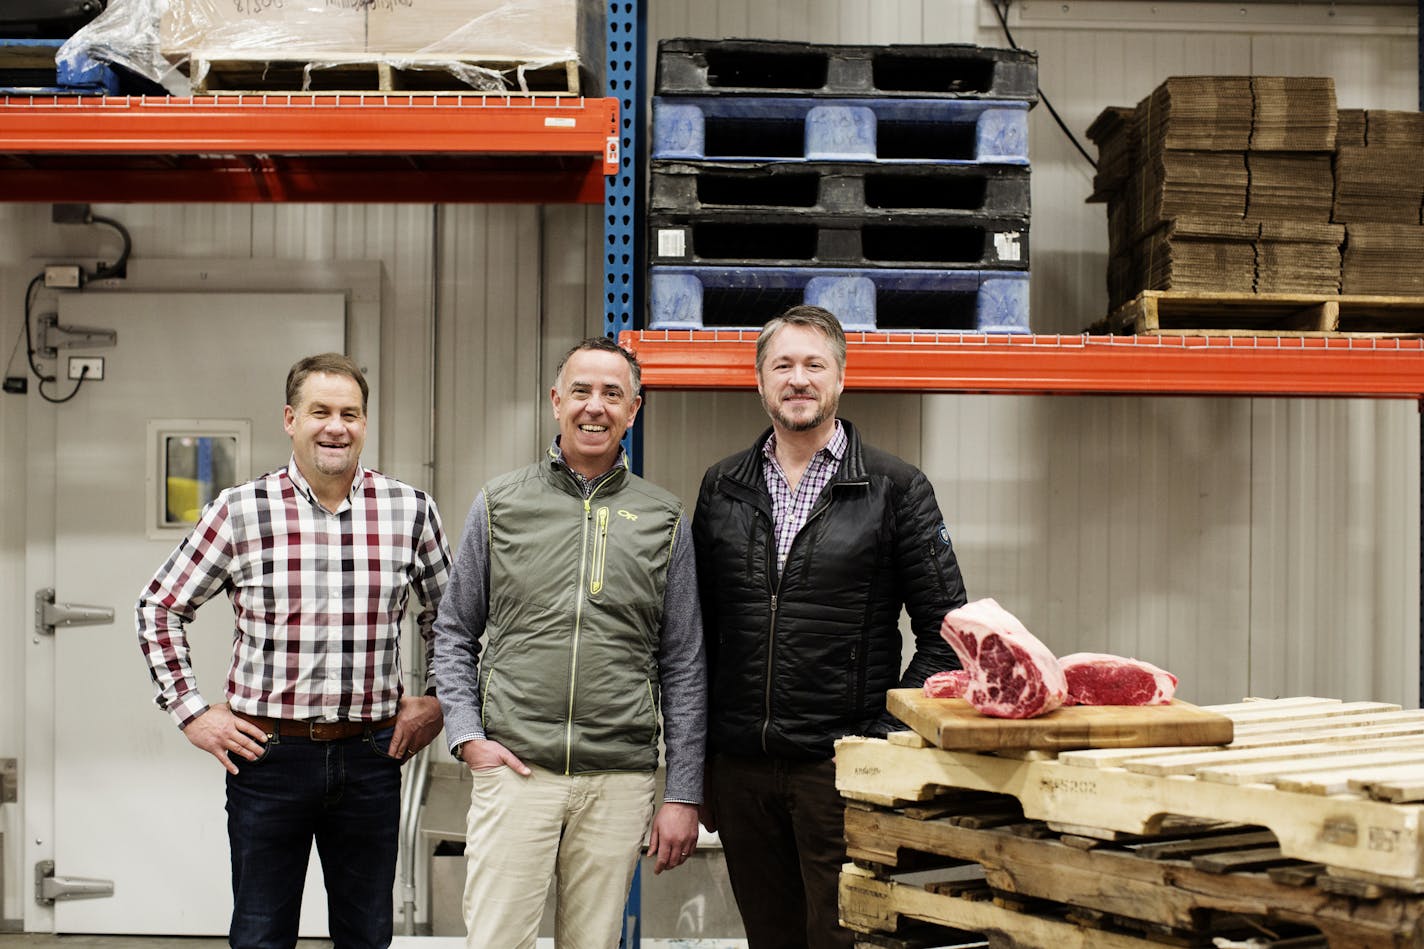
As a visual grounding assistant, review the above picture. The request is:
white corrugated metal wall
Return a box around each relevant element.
[0,0,1419,923]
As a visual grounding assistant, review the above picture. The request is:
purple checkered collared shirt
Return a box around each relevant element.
[763,420,848,571]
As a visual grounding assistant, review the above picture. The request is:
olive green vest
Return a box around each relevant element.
[480,455,682,775]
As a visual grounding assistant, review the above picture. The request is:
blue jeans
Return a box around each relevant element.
[226,726,403,949]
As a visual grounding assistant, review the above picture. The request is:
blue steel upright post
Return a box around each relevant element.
[608,0,645,474]
[607,1,647,946]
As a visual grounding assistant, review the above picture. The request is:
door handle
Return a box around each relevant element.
[34,588,114,637]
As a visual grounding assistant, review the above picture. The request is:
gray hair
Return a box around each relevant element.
[554,336,642,396]
[754,305,847,374]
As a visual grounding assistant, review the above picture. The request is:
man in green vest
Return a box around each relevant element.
[432,336,706,949]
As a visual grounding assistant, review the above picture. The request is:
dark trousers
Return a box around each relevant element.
[225,726,402,949]
[709,753,855,949]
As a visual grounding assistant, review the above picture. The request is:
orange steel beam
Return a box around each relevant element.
[0,159,608,203]
[0,95,620,169]
[621,331,1424,398]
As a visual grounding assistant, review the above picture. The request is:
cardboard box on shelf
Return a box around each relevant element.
[367,0,579,60]
[159,0,368,59]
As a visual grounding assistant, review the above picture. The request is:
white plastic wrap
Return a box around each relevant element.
[59,0,599,95]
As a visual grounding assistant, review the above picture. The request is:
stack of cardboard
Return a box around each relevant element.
[1333,147,1422,224]
[1091,75,1343,311]
[1141,217,1257,294]
[1362,110,1424,147]
[1342,224,1424,294]
[1335,108,1367,147]
[1258,222,1346,294]
[1246,154,1333,222]
[1140,76,1252,150]
[1330,110,1424,294]
[1250,76,1337,150]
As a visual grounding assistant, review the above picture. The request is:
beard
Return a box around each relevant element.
[762,387,838,432]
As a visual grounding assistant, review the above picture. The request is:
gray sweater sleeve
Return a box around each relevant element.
[658,519,708,804]
[432,491,491,752]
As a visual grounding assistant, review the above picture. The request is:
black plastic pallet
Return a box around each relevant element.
[650,159,1030,218]
[649,210,1029,270]
[656,38,1037,103]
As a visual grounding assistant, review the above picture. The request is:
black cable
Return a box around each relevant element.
[89,213,133,280]
[38,366,88,404]
[992,0,1098,171]
[22,273,49,384]
[22,271,89,404]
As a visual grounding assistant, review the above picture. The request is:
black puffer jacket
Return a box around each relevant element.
[692,420,966,760]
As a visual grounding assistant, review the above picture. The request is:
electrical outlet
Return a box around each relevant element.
[1,758,15,804]
[67,357,104,381]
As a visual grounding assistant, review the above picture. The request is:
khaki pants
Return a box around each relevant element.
[461,763,656,949]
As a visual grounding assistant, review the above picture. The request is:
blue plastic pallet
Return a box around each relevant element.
[652,95,1029,164]
[0,38,125,94]
[648,266,1030,333]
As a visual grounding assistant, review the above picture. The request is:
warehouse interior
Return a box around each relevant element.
[0,0,1421,944]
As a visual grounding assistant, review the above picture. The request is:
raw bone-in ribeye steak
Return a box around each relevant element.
[938,598,1067,719]
[1059,652,1178,706]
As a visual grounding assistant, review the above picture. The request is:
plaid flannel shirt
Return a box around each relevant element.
[763,420,847,570]
[136,458,451,729]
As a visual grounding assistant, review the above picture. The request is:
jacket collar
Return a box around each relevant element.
[725,418,867,496]
[543,438,629,499]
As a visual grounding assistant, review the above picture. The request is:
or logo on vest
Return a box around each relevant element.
[618,509,638,521]
[937,522,950,546]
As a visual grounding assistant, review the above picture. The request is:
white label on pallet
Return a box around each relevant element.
[544,117,577,128]
[995,231,1022,263]
[657,228,687,258]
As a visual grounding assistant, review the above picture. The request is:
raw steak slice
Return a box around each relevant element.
[923,669,970,699]
[939,598,1067,719]
[1059,652,1178,706]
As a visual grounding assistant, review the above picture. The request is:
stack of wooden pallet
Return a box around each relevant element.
[1089,76,1342,312]
[837,696,1424,948]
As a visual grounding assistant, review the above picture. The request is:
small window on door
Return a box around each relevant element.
[146,420,251,539]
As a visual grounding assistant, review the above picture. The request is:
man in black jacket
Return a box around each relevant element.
[692,305,968,948]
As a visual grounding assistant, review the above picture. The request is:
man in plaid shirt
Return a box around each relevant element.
[136,352,451,949]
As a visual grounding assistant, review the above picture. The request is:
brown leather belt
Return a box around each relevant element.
[233,710,398,741]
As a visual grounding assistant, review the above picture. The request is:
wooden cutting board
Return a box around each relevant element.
[887,688,1234,752]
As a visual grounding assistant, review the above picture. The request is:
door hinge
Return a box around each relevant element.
[35,314,117,360]
[34,861,114,904]
[34,588,114,637]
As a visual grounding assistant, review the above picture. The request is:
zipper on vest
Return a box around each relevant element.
[590,506,610,595]
[566,482,610,775]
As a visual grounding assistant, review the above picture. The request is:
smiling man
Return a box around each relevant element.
[433,336,706,949]
[136,352,451,949]
[692,306,968,949]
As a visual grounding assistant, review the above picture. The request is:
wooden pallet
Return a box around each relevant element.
[840,801,1424,947]
[182,52,581,95]
[1096,290,1424,337]
[838,698,1424,882]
